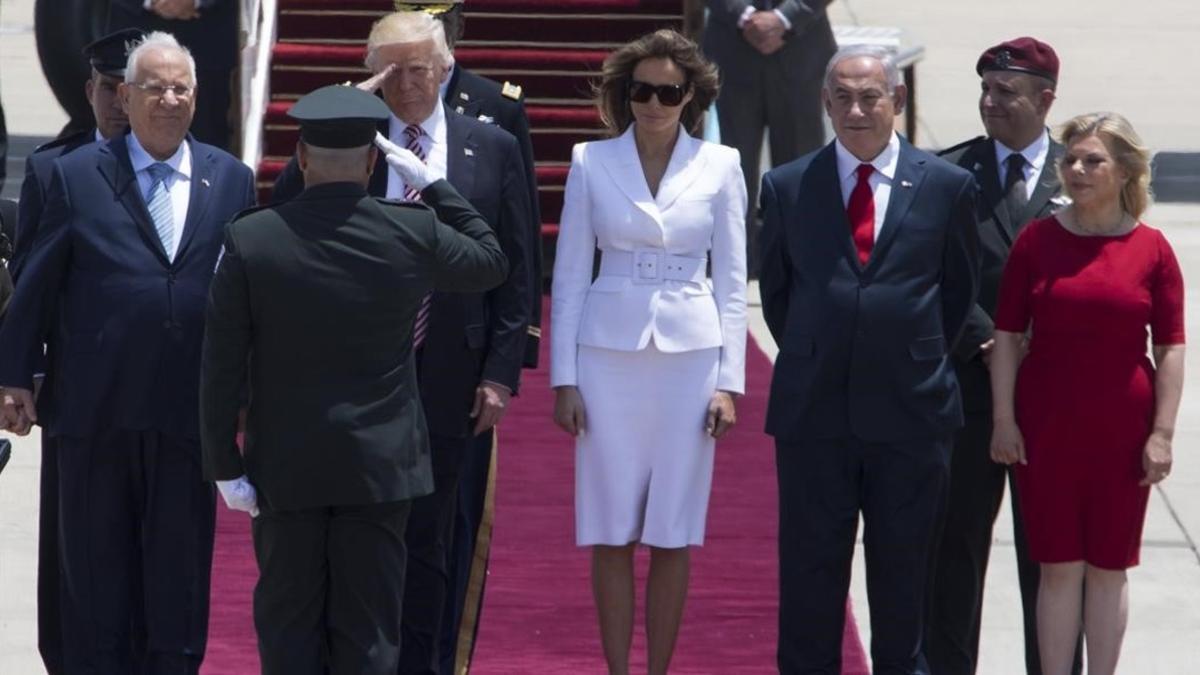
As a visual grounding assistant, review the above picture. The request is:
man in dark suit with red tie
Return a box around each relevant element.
[759,45,980,674]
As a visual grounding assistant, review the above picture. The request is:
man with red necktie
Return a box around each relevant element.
[759,44,980,674]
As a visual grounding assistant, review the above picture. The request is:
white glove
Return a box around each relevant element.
[374,131,435,192]
[216,475,260,517]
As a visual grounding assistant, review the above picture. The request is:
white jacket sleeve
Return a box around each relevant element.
[549,144,595,387]
[709,150,748,394]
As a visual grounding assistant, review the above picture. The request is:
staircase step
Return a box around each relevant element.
[278,0,681,14]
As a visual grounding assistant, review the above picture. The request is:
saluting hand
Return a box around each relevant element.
[471,381,511,435]
[989,417,1027,466]
[356,63,397,94]
[553,386,587,437]
[374,132,436,191]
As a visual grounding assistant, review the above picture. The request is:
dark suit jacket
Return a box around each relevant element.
[703,0,837,85]
[0,131,255,438]
[106,0,238,70]
[11,130,95,281]
[759,138,980,442]
[272,110,534,439]
[200,180,509,510]
[939,135,1064,412]
[446,66,544,367]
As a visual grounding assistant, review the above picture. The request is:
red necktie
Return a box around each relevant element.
[847,163,875,265]
[403,123,433,348]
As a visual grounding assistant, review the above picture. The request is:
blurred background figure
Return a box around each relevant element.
[701,0,836,275]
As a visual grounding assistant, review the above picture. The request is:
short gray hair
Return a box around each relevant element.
[364,11,453,72]
[125,31,197,85]
[823,44,900,93]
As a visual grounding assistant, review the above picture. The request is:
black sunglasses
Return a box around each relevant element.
[628,81,689,106]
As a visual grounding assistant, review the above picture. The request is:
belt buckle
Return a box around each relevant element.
[632,248,663,284]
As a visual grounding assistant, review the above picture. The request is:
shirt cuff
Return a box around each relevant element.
[773,9,793,31]
[481,380,512,395]
[736,6,756,28]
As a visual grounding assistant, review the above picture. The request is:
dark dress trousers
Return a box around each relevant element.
[0,131,254,673]
[9,128,95,675]
[201,179,508,675]
[272,110,534,675]
[759,138,980,674]
[927,135,1081,675]
[106,0,239,149]
[703,0,837,271]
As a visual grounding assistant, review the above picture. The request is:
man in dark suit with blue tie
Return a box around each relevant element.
[0,31,254,673]
[271,12,534,674]
[759,45,980,674]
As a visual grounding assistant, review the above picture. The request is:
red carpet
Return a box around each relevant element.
[468,311,870,673]
[202,503,260,674]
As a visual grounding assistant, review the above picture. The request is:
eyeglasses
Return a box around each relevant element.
[130,82,194,99]
[628,81,689,107]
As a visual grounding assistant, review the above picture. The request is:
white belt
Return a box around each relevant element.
[598,248,708,285]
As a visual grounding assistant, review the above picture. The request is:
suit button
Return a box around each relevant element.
[859,280,870,289]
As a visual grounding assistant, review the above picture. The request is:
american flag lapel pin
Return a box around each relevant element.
[900,180,913,188]
[464,148,475,157]
[202,178,211,187]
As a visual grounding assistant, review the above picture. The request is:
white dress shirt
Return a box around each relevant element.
[834,132,900,240]
[128,132,192,261]
[995,129,1050,200]
[386,98,449,199]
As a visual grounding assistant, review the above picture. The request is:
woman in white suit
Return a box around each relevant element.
[550,30,747,675]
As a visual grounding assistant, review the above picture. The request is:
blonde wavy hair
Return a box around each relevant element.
[1057,112,1152,218]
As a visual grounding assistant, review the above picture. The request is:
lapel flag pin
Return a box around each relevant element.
[202,178,211,187]
[460,92,470,101]
[464,148,475,157]
[900,180,913,188]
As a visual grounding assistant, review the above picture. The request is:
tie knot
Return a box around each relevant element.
[404,124,423,142]
[856,164,874,182]
[147,162,173,184]
[1006,153,1026,171]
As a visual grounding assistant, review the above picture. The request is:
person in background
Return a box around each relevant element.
[551,29,747,675]
[0,32,254,672]
[200,84,508,675]
[928,36,1082,675]
[990,112,1185,675]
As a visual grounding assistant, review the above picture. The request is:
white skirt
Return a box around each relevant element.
[574,340,720,548]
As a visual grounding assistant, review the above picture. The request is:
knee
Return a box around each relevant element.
[1040,561,1086,589]
[593,543,637,561]
[1084,564,1128,587]
[648,545,689,562]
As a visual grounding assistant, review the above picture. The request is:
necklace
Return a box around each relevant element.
[1062,207,1132,236]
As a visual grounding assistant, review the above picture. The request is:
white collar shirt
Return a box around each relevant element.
[995,129,1049,200]
[128,131,192,261]
[387,97,448,200]
[835,132,900,239]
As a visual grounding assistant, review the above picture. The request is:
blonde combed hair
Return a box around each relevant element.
[364,11,452,72]
[1057,112,1152,218]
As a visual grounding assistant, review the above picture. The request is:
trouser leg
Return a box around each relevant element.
[253,505,330,675]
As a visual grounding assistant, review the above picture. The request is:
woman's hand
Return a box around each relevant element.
[553,386,587,437]
[1140,431,1173,486]
[990,417,1026,466]
[705,391,737,439]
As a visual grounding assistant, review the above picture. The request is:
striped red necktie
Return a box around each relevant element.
[403,123,433,348]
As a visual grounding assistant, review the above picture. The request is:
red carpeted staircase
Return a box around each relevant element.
[259,0,692,237]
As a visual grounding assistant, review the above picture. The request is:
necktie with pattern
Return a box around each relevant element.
[403,124,433,348]
[847,163,875,265]
[146,162,175,259]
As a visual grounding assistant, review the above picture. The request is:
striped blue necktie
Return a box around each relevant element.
[403,124,433,348]
[146,162,175,259]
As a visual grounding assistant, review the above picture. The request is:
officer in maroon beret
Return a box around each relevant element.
[929,36,1082,675]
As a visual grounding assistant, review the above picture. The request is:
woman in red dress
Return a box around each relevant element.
[989,112,1186,675]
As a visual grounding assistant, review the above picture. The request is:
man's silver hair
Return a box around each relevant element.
[823,44,901,92]
[364,11,453,72]
[124,31,197,85]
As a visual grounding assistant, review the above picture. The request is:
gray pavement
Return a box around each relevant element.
[2,0,1199,673]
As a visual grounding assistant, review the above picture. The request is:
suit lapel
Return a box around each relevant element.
[968,140,1019,243]
[811,145,863,272]
[1021,140,1064,226]
[175,138,211,261]
[867,141,927,274]
[445,113,476,200]
[597,127,661,227]
[654,129,708,213]
[99,133,171,265]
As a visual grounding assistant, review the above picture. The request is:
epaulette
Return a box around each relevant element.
[229,203,275,222]
[936,135,986,157]
[33,130,90,154]
[501,81,523,101]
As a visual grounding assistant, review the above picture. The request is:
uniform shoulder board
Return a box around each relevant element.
[501,81,523,101]
[230,203,274,222]
[936,135,986,157]
[34,130,89,154]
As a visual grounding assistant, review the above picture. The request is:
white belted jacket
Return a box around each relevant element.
[550,124,748,394]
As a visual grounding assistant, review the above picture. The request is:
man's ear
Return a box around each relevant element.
[297,142,309,172]
[892,83,908,116]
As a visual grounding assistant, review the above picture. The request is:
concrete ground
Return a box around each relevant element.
[2,0,1198,672]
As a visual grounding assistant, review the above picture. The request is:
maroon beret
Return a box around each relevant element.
[976,37,1059,84]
